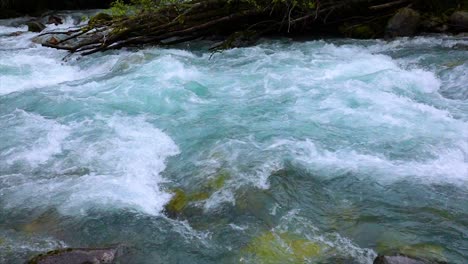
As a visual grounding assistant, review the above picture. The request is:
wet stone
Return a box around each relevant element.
[386,8,421,37]
[28,247,120,264]
[373,255,435,264]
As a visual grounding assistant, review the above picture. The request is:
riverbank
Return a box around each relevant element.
[2,0,467,55]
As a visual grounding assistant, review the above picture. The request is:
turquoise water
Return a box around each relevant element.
[0,17,467,263]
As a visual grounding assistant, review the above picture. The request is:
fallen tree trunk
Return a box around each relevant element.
[36,0,460,55]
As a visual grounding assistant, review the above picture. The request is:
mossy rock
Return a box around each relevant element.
[21,210,61,234]
[164,189,211,218]
[342,25,376,39]
[164,189,188,217]
[189,192,210,201]
[204,171,231,192]
[243,231,322,263]
[163,171,232,218]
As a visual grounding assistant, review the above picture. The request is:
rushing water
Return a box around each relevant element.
[0,14,467,264]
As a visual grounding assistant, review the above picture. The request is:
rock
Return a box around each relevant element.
[163,188,211,218]
[48,37,60,45]
[28,247,121,264]
[386,8,421,38]
[164,189,189,218]
[47,15,63,26]
[8,31,25,37]
[340,24,376,39]
[420,16,448,33]
[449,11,468,32]
[26,21,46,33]
[373,255,427,264]
[243,231,323,263]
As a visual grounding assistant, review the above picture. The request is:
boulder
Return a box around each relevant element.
[449,11,468,32]
[386,8,421,38]
[340,24,376,39]
[47,15,64,26]
[26,21,46,33]
[373,255,427,264]
[420,16,448,33]
[28,247,121,264]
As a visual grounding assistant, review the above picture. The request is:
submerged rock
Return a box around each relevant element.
[373,255,427,264]
[164,189,189,218]
[242,231,323,263]
[386,8,421,37]
[26,21,46,33]
[449,11,468,32]
[28,247,121,264]
[376,240,447,264]
[163,171,231,218]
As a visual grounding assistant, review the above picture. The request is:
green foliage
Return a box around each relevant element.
[110,0,185,16]
[110,0,318,17]
[239,0,317,10]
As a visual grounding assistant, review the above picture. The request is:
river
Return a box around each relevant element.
[0,14,467,264]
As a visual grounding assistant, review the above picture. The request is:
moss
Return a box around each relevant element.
[243,231,322,263]
[340,24,376,39]
[88,12,113,27]
[163,171,232,218]
[189,192,210,201]
[165,189,188,214]
[205,171,231,191]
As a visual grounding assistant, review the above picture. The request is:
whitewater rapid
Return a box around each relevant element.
[0,15,467,264]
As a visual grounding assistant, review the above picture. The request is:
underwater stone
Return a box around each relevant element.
[373,255,427,264]
[164,189,188,217]
[205,171,230,192]
[243,231,322,263]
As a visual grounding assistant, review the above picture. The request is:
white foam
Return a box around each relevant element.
[288,139,468,185]
[0,230,66,263]
[0,115,180,215]
[2,110,71,167]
